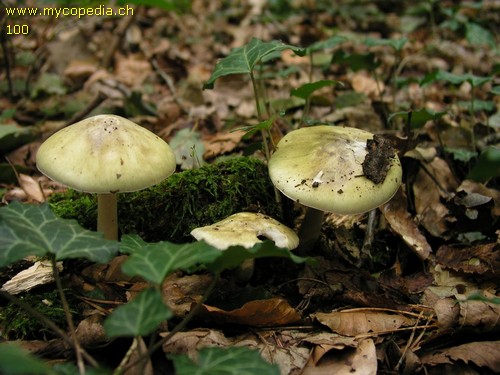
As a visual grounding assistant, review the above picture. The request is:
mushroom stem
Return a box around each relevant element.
[297,207,325,254]
[97,193,118,240]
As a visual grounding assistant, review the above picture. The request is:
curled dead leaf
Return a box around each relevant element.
[302,338,377,375]
[381,189,432,260]
[198,298,301,327]
[421,340,500,373]
[313,309,416,336]
[435,296,500,332]
[203,130,245,159]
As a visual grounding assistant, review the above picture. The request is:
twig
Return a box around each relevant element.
[64,91,108,127]
[0,21,14,99]
[102,11,136,69]
[360,209,377,266]
[50,256,86,374]
[151,57,188,113]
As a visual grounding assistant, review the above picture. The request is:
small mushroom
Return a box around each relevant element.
[268,125,402,252]
[36,114,176,240]
[191,212,299,282]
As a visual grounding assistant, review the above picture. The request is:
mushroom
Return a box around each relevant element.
[36,114,176,240]
[268,125,402,252]
[191,212,299,282]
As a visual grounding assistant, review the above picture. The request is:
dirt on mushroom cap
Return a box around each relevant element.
[268,125,402,214]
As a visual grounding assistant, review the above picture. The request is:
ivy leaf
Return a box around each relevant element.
[0,202,118,267]
[307,35,347,53]
[120,235,222,284]
[388,108,446,129]
[468,147,500,182]
[0,343,52,375]
[171,346,280,375]
[421,70,492,88]
[239,117,275,139]
[0,124,36,153]
[444,147,477,162]
[291,80,340,100]
[206,241,312,274]
[364,36,408,51]
[331,51,379,72]
[104,288,172,337]
[203,38,305,89]
[465,22,496,49]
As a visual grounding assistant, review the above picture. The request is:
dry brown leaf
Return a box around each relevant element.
[162,328,310,375]
[412,166,449,238]
[422,264,481,307]
[198,298,301,327]
[381,189,432,260]
[19,173,46,203]
[458,180,500,217]
[119,337,153,375]
[203,130,245,159]
[421,341,500,373]
[302,333,358,366]
[281,49,310,65]
[63,59,99,84]
[435,296,500,331]
[350,71,384,98]
[162,272,213,317]
[115,54,152,87]
[436,243,500,278]
[412,154,459,238]
[302,338,377,375]
[313,309,415,336]
[75,314,107,347]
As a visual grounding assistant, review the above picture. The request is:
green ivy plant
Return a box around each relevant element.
[203,38,305,159]
[0,202,310,374]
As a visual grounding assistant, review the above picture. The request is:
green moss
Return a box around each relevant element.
[1,289,82,340]
[49,157,281,243]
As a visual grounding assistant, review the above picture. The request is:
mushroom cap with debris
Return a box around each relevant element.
[190,212,299,250]
[36,114,176,193]
[268,125,402,215]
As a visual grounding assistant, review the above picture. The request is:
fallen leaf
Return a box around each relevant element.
[18,174,45,203]
[412,165,450,238]
[203,130,245,159]
[120,337,154,375]
[381,189,432,260]
[302,338,377,375]
[162,328,310,375]
[435,295,500,331]
[63,59,99,84]
[350,71,384,98]
[162,272,213,317]
[421,340,500,373]
[436,243,500,278]
[198,298,301,327]
[115,54,152,87]
[313,309,415,336]
[302,333,357,366]
[75,314,107,347]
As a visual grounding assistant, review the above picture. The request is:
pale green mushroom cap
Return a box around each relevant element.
[36,114,176,193]
[268,125,402,215]
[191,212,299,250]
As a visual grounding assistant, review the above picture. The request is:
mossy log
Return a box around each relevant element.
[49,157,282,243]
